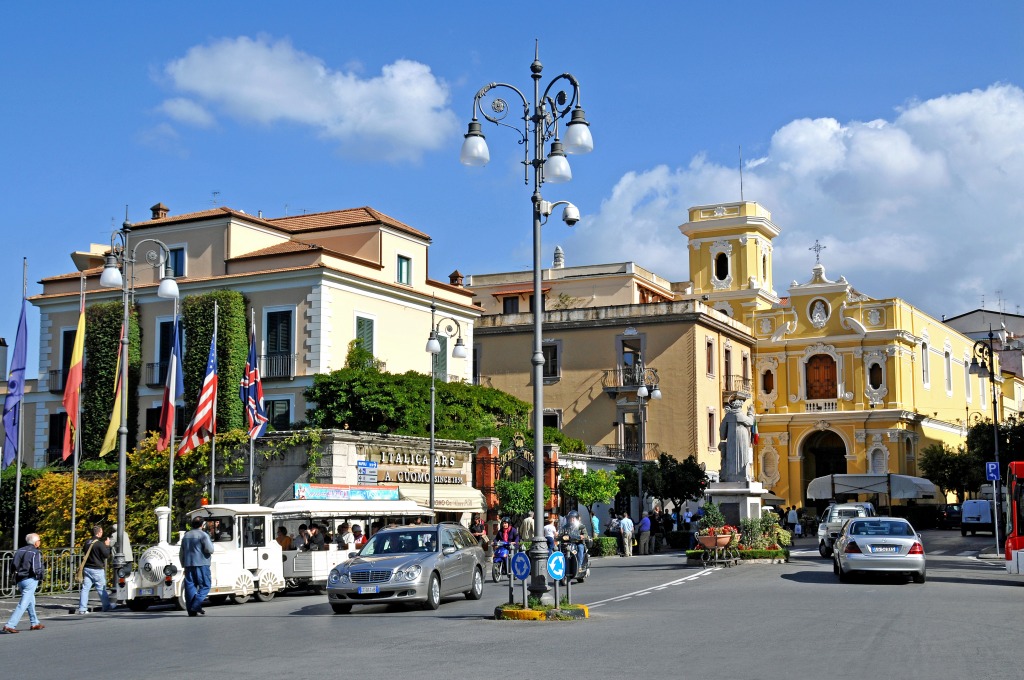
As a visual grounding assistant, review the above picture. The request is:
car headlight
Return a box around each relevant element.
[397,565,422,582]
[329,569,350,586]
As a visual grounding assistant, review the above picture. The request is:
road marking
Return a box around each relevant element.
[584,568,715,608]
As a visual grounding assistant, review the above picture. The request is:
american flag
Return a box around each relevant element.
[239,321,268,439]
[178,329,218,457]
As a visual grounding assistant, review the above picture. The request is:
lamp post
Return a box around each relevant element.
[100,217,179,574]
[968,325,1004,553]
[635,367,662,519]
[461,43,593,598]
[425,299,468,511]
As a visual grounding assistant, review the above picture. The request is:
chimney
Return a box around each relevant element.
[553,245,565,269]
[448,270,464,287]
[150,202,169,220]
[0,337,7,379]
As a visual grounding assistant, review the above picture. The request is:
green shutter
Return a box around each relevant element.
[356,316,374,354]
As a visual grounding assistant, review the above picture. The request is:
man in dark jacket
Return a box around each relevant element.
[78,525,115,613]
[4,533,45,633]
[179,516,215,617]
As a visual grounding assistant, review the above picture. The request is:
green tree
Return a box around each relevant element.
[494,478,551,521]
[181,290,248,433]
[559,468,621,519]
[657,454,710,515]
[0,465,48,550]
[614,461,658,502]
[82,301,140,460]
[919,443,985,502]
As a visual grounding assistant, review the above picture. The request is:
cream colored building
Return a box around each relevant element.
[29,203,479,485]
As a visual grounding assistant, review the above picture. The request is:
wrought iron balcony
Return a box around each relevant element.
[261,353,295,380]
[145,361,169,387]
[601,365,659,395]
[603,442,661,462]
[46,369,65,394]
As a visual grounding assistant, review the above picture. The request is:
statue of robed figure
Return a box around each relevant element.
[718,397,755,483]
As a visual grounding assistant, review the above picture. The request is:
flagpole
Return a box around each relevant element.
[168,296,178,531]
[210,300,218,504]
[248,308,255,504]
[12,259,27,548]
[70,273,85,547]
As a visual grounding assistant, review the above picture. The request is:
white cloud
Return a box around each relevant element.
[161,35,459,162]
[158,97,215,128]
[562,84,1024,317]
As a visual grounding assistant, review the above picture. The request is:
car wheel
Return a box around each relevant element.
[961,527,967,537]
[254,590,275,603]
[231,593,251,605]
[819,541,832,558]
[912,571,926,584]
[331,603,352,614]
[837,564,850,583]
[491,563,502,583]
[423,573,441,610]
[466,567,484,600]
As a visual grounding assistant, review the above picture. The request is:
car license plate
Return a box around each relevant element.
[870,546,898,553]
[357,586,379,594]
[140,587,154,596]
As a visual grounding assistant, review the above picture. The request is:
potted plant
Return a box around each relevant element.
[696,502,741,548]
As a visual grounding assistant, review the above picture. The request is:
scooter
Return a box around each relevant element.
[558,534,591,583]
[492,541,515,583]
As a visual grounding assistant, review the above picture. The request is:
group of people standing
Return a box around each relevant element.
[606,508,676,556]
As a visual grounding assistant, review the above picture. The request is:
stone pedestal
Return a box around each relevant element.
[706,481,767,526]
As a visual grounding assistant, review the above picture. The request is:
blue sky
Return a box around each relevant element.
[2,2,1023,376]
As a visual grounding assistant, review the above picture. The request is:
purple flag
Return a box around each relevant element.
[3,298,27,469]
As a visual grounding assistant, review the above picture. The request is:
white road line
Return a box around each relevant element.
[584,569,714,607]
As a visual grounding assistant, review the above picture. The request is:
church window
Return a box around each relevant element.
[714,253,729,281]
[762,369,774,394]
[869,363,882,390]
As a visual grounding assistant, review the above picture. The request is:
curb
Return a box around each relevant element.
[493,605,590,621]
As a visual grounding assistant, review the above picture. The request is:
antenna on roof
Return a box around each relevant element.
[212,191,220,206]
[738,145,744,202]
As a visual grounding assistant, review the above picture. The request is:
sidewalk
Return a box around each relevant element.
[0,592,115,625]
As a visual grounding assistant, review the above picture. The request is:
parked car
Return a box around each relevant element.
[326,523,485,614]
[936,503,962,529]
[961,499,994,536]
[817,503,877,558]
[832,517,926,583]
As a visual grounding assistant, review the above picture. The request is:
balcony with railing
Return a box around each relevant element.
[601,365,658,396]
[598,442,662,462]
[261,353,295,380]
[145,361,169,387]
[804,399,839,412]
[45,369,65,394]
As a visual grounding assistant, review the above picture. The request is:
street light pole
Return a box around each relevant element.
[100,216,180,574]
[969,325,1003,555]
[461,43,593,599]
[425,299,468,512]
[635,368,662,519]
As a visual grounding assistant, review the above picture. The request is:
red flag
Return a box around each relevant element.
[157,317,184,451]
[61,307,86,460]
[178,329,217,457]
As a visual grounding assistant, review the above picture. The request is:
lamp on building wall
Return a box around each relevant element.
[968,325,1004,552]
[425,299,468,511]
[635,368,662,518]
[460,43,593,599]
[100,215,179,574]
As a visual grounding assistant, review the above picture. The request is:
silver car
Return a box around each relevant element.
[326,523,485,613]
[832,517,926,583]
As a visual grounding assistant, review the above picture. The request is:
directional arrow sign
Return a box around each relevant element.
[547,551,566,580]
[511,552,531,580]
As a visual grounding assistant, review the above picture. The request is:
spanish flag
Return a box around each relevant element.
[60,307,86,460]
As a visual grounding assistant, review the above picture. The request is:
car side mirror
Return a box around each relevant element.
[443,546,456,555]
[348,551,358,558]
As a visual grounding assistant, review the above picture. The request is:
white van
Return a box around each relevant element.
[961,499,994,536]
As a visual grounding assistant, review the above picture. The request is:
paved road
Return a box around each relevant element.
[2,532,1018,680]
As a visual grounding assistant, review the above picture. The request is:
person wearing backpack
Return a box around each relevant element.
[78,525,116,614]
[4,532,45,633]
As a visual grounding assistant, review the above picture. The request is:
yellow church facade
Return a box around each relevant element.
[681,201,1016,508]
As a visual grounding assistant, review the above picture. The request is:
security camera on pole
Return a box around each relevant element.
[460,42,594,599]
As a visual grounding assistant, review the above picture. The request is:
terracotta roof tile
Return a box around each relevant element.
[267,206,430,240]
[229,241,324,260]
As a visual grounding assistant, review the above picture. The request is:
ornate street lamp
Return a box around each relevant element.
[100,215,180,575]
[425,299,468,511]
[968,325,1004,552]
[460,43,593,598]
[635,368,662,518]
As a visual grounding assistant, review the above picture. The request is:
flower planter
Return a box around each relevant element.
[696,533,740,549]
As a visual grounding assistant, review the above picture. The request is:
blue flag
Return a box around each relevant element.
[3,298,27,469]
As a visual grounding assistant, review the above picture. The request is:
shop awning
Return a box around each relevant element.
[398,484,486,513]
[806,474,938,500]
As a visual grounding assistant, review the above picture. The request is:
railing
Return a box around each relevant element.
[603,443,661,462]
[602,365,655,390]
[724,374,753,393]
[47,369,65,394]
[261,353,295,379]
[2,545,152,599]
[804,399,839,412]
[145,361,168,387]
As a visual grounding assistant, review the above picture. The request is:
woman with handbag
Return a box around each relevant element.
[78,525,116,614]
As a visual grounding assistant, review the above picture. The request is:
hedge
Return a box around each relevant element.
[590,536,619,557]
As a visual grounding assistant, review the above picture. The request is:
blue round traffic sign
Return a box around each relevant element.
[511,552,531,580]
[547,551,566,580]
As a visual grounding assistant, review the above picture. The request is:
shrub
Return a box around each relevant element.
[590,536,619,557]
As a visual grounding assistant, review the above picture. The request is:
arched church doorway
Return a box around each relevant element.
[801,429,847,511]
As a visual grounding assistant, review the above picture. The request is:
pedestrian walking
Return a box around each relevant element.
[543,514,557,553]
[519,511,535,541]
[620,512,635,557]
[591,511,600,538]
[78,524,116,614]
[4,533,45,633]
[179,516,215,617]
[787,506,799,533]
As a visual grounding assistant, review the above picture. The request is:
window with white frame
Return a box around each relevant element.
[944,350,952,394]
[706,338,715,377]
[542,340,562,382]
[397,255,412,285]
[965,358,972,402]
[168,246,186,278]
[921,342,930,386]
[264,398,292,431]
[707,410,717,449]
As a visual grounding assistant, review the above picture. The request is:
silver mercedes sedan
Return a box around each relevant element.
[326,523,485,614]
[832,517,926,583]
